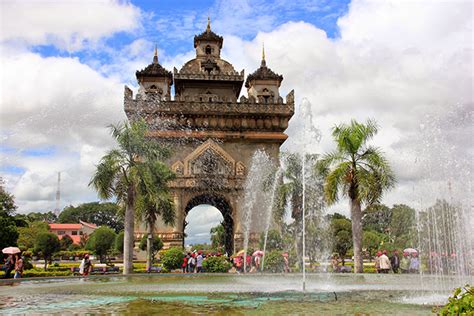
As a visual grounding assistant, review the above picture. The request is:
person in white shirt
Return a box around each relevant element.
[379,250,391,273]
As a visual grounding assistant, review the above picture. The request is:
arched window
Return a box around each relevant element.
[205,45,212,55]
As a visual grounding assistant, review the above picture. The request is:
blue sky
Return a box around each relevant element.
[1,0,472,244]
[33,0,350,79]
[6,0,351,186]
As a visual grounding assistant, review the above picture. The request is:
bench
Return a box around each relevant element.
[147,266,162,273]
[71,266,120,275]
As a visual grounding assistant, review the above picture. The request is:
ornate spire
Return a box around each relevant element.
[153,44,158,64]
[261,43,266,67]
[194,17,223,48]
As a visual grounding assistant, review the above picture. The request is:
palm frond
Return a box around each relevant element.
[89,150,124,200]
[324,161,351,205]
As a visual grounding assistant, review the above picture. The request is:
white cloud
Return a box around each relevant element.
[1,0,472,220]
[0,0,141,51]
[185,205,223,245]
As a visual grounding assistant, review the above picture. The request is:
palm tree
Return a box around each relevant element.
[274,152,323,267]
[90,121,172,274]
[136,161,175,271]
[316,119,395,273]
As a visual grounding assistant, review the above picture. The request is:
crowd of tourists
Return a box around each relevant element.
[1,253,24,279]
[374,250,420,274]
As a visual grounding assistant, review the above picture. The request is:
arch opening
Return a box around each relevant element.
[184,194,234,255]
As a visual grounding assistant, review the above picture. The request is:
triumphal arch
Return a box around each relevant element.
[124,20,294,255]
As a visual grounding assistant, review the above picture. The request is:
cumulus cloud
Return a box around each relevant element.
[0,0,141,51]
[0,0,472,222]
[217,0,472,213]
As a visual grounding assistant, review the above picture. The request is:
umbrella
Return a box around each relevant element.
[403,248,418,254]
[235,250,245,257]
[2,247,21,255]
[252,250,264,257]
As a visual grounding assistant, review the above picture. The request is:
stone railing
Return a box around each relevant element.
[173,68,244,81]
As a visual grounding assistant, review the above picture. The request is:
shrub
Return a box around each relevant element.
[160,247,184,270]
[263,250,284,273]
[259,230,283,251]
[203,256,231,273]
[436,285,473,315]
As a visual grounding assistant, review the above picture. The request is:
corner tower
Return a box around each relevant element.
[135,47,173,99]
[245,45,284,103]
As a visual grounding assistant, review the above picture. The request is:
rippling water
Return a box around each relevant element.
[0,274,470,315]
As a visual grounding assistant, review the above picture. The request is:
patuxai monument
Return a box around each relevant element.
[124,19,294,255]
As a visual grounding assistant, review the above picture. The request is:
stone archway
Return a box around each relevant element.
[184,194,234,255]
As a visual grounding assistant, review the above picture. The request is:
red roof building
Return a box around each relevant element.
[49,221,98,244]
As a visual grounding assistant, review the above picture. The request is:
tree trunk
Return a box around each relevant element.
[351,199,364,273]
[146,223,153,272]
[123,191,135,275]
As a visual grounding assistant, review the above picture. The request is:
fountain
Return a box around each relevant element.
[2,98,472,314]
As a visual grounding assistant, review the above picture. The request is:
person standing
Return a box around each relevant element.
[188,253,196,273]
[390,250,400,274]
[331,254,340,273]
[379,250,391,273]
[283,253,290,273]
[374,251,382,273]
[196,252,203,273]
[400,252,410,273]
[14,254,23,279]
[182,255,188,273]
[409,253,420,273]
[79,254,92,276]
[3,255,15,279]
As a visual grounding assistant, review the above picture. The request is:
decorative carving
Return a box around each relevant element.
[236,161,245,176]
[183,140,236,176]
[171,161,184,176]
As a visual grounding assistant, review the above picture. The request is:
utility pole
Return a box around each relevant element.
[55,172,61,216]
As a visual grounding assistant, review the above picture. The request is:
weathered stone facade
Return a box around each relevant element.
[124,19,294,254]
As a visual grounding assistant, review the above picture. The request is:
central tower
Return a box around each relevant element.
[124,19,294,255]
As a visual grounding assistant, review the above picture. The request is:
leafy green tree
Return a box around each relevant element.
[86,226,116,263]
[17,221,50,250]
[317,119,395,273]
[59,202,123,233]
[274,152,325,268]
[60,234,73,250]
[23,211,57,223]
[362,203,392,234]
[363,230,383,259]
[210,223,225,250]
[34,232,60,270]
[115,231,124,254]
[331,217,352,265]
[259,229,283,251]
[89,121,172,274]
[389,204,416,248]
[0,182,19,258]
[139,235,163,266]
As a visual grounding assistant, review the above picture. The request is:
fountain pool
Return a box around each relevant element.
[1,273,470,315]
